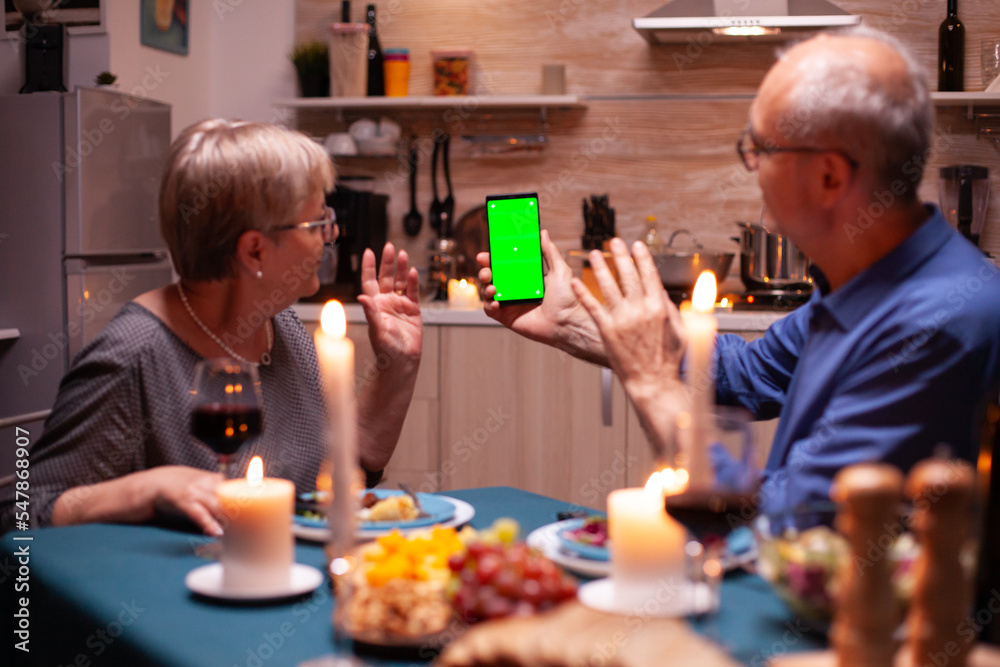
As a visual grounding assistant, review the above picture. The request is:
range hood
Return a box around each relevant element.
[633,0,861,44]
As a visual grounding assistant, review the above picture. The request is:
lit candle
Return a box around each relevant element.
[682,271,717,489]
[447,278,480,309]
[314,301,358,559]
[217,456,295,593]
[608,472,688,605]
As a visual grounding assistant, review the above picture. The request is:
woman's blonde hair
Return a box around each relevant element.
[160,119,335,281]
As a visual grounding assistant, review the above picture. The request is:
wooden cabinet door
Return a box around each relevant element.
[440,326,628,511]
[302,321,442,492]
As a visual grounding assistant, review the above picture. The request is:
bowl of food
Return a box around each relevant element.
[754,507,918,625]
[333,518,577,657]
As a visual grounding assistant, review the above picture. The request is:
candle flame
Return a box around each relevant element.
[459,278,468,288]
[644,466,689,498]
[718,297,729,308]
[320,300,347,339]
[247,456,263,484]
[692,271,717,314]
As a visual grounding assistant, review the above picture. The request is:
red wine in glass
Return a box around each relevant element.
[664,490,759,542]
[191,403,263,458]
[190,359,263,475]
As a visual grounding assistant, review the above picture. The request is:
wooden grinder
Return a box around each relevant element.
[905,459,976,667]
[829,463,905,667]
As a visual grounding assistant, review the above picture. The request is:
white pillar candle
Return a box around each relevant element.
[314,301,358,560]
[681,271,717,489]
[447,278,480,309]
[217,456,294,593]
[608,482,687,606]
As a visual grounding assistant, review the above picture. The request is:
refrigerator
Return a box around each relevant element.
[0,88,173,478]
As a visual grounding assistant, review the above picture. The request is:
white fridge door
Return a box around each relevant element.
[64,259,175,363]
[63,88,171,256]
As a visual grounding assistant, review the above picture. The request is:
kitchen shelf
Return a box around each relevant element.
[273,95,586,110]
[931,92,1000,118]
[581,93,756,102]
[0,328,20,341]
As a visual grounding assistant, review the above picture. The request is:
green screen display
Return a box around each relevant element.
[487,194,544,304]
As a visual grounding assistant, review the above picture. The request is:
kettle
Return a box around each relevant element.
[939,165,990,247]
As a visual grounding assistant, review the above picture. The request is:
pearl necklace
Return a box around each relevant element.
[176,283,272,366]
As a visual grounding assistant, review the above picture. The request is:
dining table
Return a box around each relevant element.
[0,486,827,667]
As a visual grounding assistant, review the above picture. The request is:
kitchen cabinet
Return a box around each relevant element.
[437,325,628,511]
[302,321,443,493]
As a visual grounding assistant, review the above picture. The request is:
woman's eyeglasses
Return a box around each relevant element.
[272,206,338,244]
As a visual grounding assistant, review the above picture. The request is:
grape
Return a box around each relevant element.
[447,540,578,623]
[475,553,502,585]
[494,569,520,597]
[520,578,544,605]
[447,553,467,572]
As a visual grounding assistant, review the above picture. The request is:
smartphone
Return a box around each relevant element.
[485,192,545,305]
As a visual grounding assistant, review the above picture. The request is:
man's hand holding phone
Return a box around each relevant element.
[477,194,608,365]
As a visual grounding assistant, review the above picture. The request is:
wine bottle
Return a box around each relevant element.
[365,4,385,96]
[938,0,964,91]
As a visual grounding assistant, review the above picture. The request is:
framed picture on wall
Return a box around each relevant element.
[4,0,104,39]
[140,0,187,56]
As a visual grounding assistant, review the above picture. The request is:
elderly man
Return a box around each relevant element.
[477,28,1000,512]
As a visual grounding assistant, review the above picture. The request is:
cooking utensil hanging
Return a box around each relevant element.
[402,136,422,237]
[428,137,444,232]
[441,134,455,238]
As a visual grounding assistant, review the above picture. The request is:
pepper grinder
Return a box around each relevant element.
[905,459,976,667]
[829,463,904,667]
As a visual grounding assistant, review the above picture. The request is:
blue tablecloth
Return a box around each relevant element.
[0,487,826,666]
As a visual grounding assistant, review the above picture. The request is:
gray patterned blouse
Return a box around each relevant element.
[2,302,331,532]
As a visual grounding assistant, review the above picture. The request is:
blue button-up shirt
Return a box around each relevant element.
[715,206,1000,512]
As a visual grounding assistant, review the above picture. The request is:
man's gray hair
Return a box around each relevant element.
[776,26,933,200]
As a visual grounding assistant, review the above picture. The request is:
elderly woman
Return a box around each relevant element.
[1,120,422,536]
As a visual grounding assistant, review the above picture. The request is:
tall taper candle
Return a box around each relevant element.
[683,271,717,489]
[314,301,358,562]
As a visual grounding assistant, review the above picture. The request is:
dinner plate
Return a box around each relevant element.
[527,520,611,579]
[556,518,609,562]
[185,563,323,601]
[527,521,758,579]
[293,495,475,542]
[296,490,456,531]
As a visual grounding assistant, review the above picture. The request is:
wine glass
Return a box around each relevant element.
[190,358,263,478]
[659,405,759,616]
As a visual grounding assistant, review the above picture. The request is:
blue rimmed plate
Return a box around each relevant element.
[556,518,610,562]
[294,490,460,536]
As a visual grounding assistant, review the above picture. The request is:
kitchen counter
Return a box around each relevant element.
[292,302,788,332]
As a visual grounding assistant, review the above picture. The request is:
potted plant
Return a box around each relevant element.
[290,41,330,97]
[94,71,118,89]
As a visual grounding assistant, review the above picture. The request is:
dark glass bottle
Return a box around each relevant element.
[341,1,350,22]
[365,4,385,96]
[938,0,964,91]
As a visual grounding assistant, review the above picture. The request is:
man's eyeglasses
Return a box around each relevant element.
[736,126,859,172]
[272,206,338,244]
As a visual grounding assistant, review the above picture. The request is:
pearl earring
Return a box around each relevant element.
[256,270,263,279]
